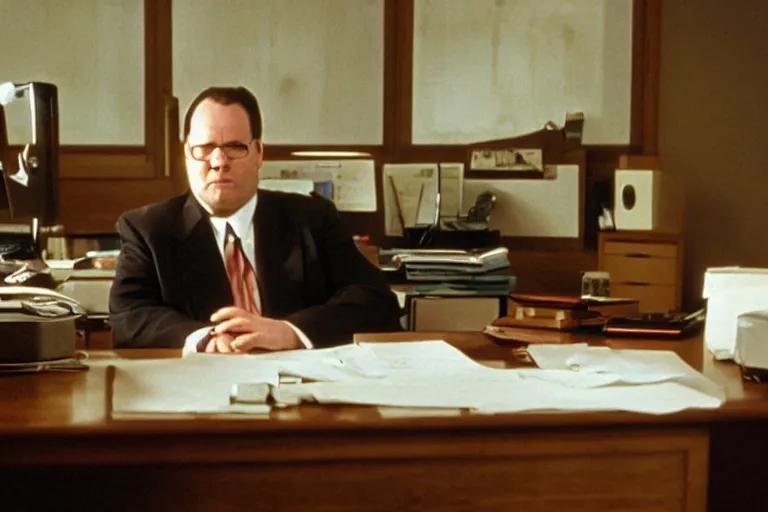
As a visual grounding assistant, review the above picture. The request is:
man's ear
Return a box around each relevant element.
[254,139,264,155]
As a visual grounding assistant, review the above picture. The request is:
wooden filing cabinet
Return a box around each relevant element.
[598,231,683,313]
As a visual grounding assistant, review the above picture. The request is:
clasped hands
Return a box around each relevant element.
[202,306,302,353]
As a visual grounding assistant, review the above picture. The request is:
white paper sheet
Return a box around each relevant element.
[287,368,722,415]
[112,357,279,415]
[121,341,724,417]
[274,341,724,415]
[358,340,486,375]
[260,159,376,212]
[527,344,725,401]
[377,407,463,419]
[231,340,483,382]
[476,379,722,415]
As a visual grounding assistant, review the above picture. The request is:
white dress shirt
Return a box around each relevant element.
[182,193,313,353]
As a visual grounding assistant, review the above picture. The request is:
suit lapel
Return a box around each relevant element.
[254,192,305,316]
[174,195,232,320]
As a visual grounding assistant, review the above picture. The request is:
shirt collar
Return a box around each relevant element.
[199,193,258,249]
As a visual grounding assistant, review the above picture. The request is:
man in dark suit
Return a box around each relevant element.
[109,86,402,352]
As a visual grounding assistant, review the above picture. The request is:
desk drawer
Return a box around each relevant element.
[603,254,677,286]
[611,284,677,313]
[604,241,678,259]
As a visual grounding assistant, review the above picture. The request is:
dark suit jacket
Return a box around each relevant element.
[109,190,402,348]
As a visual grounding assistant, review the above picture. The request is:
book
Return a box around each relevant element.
[508,293,639,319]
[513,305,602,322]
[492,313,607,331]
[391,247,509,268]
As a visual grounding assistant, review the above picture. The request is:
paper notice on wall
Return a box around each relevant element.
[382,163,464,236]
[260,159,376,212]
[462,164,580,238]
[258,179,315,195]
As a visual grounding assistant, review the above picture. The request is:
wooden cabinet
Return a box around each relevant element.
[598,231,683,313]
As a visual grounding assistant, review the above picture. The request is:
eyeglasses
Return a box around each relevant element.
[188,141,251,161]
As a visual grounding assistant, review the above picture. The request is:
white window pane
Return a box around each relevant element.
[413,0,633,145]
[0,0,145,145]
[173,0,384,145]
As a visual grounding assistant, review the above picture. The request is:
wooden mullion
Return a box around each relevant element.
[145,0,174,179]
[382,0,399,157]
[394,0,414,158]
[630,0,661,155]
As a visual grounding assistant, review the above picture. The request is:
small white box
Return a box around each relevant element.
[614,169,682,232]
[735,310,768,369]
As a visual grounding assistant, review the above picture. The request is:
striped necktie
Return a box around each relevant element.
[224,222,260,315]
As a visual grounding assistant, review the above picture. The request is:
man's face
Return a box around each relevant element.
[185,99,263,217]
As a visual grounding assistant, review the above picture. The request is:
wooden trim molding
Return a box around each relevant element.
[630,0,661,155]
[59,0,175,180]
[393,0,414,154]
[51,0,661,243]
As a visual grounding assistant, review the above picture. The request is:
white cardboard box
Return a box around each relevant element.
[702,267,768,360]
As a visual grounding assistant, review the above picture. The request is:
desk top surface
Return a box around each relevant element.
[1,331,767,438]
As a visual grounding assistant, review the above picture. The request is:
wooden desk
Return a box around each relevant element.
[1,332,766,512]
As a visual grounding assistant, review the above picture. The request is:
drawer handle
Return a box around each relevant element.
[621,281,651,286]
[625,253,651,258]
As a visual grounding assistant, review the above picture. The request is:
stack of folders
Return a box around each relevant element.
[390,247,514,294]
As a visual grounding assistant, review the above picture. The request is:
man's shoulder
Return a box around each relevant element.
[118,194,189,230]
[260,189,335,220]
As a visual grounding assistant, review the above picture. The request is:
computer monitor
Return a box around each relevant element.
[0,82,59,225]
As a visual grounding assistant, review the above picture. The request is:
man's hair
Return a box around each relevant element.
[182,86,263,141]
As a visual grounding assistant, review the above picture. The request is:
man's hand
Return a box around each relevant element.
[208,306,303,353]
[204,332,236,353]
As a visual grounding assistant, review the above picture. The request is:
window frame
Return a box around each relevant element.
[52,0,658,237]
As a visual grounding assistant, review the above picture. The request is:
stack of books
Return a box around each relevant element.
[389,247,514,294]
[493,293,640,331]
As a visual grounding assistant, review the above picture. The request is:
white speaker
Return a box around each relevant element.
[614,169,682,232]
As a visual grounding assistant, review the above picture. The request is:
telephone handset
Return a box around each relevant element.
[0,285,87,317]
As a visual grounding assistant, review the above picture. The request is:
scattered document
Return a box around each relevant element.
[260,159,376,212]
[111,357,278,415]
[273,341,724,415]
[113,340,725,418]
[377,407,463,419]
[476,379,722,415]
[527,344,725,402]
[225,340,483,382]
[358,340,487,376]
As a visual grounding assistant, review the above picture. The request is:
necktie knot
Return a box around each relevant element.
[224,222,239,248]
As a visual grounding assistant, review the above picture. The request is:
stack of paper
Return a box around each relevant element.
[274,342,724,415]
[111,341,725,417]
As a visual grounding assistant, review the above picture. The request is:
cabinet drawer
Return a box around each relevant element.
[604,241,678,259]
[611,284,677,313]
[603,255,677,286]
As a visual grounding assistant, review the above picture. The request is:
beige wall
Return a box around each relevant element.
[659,0,768,309]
